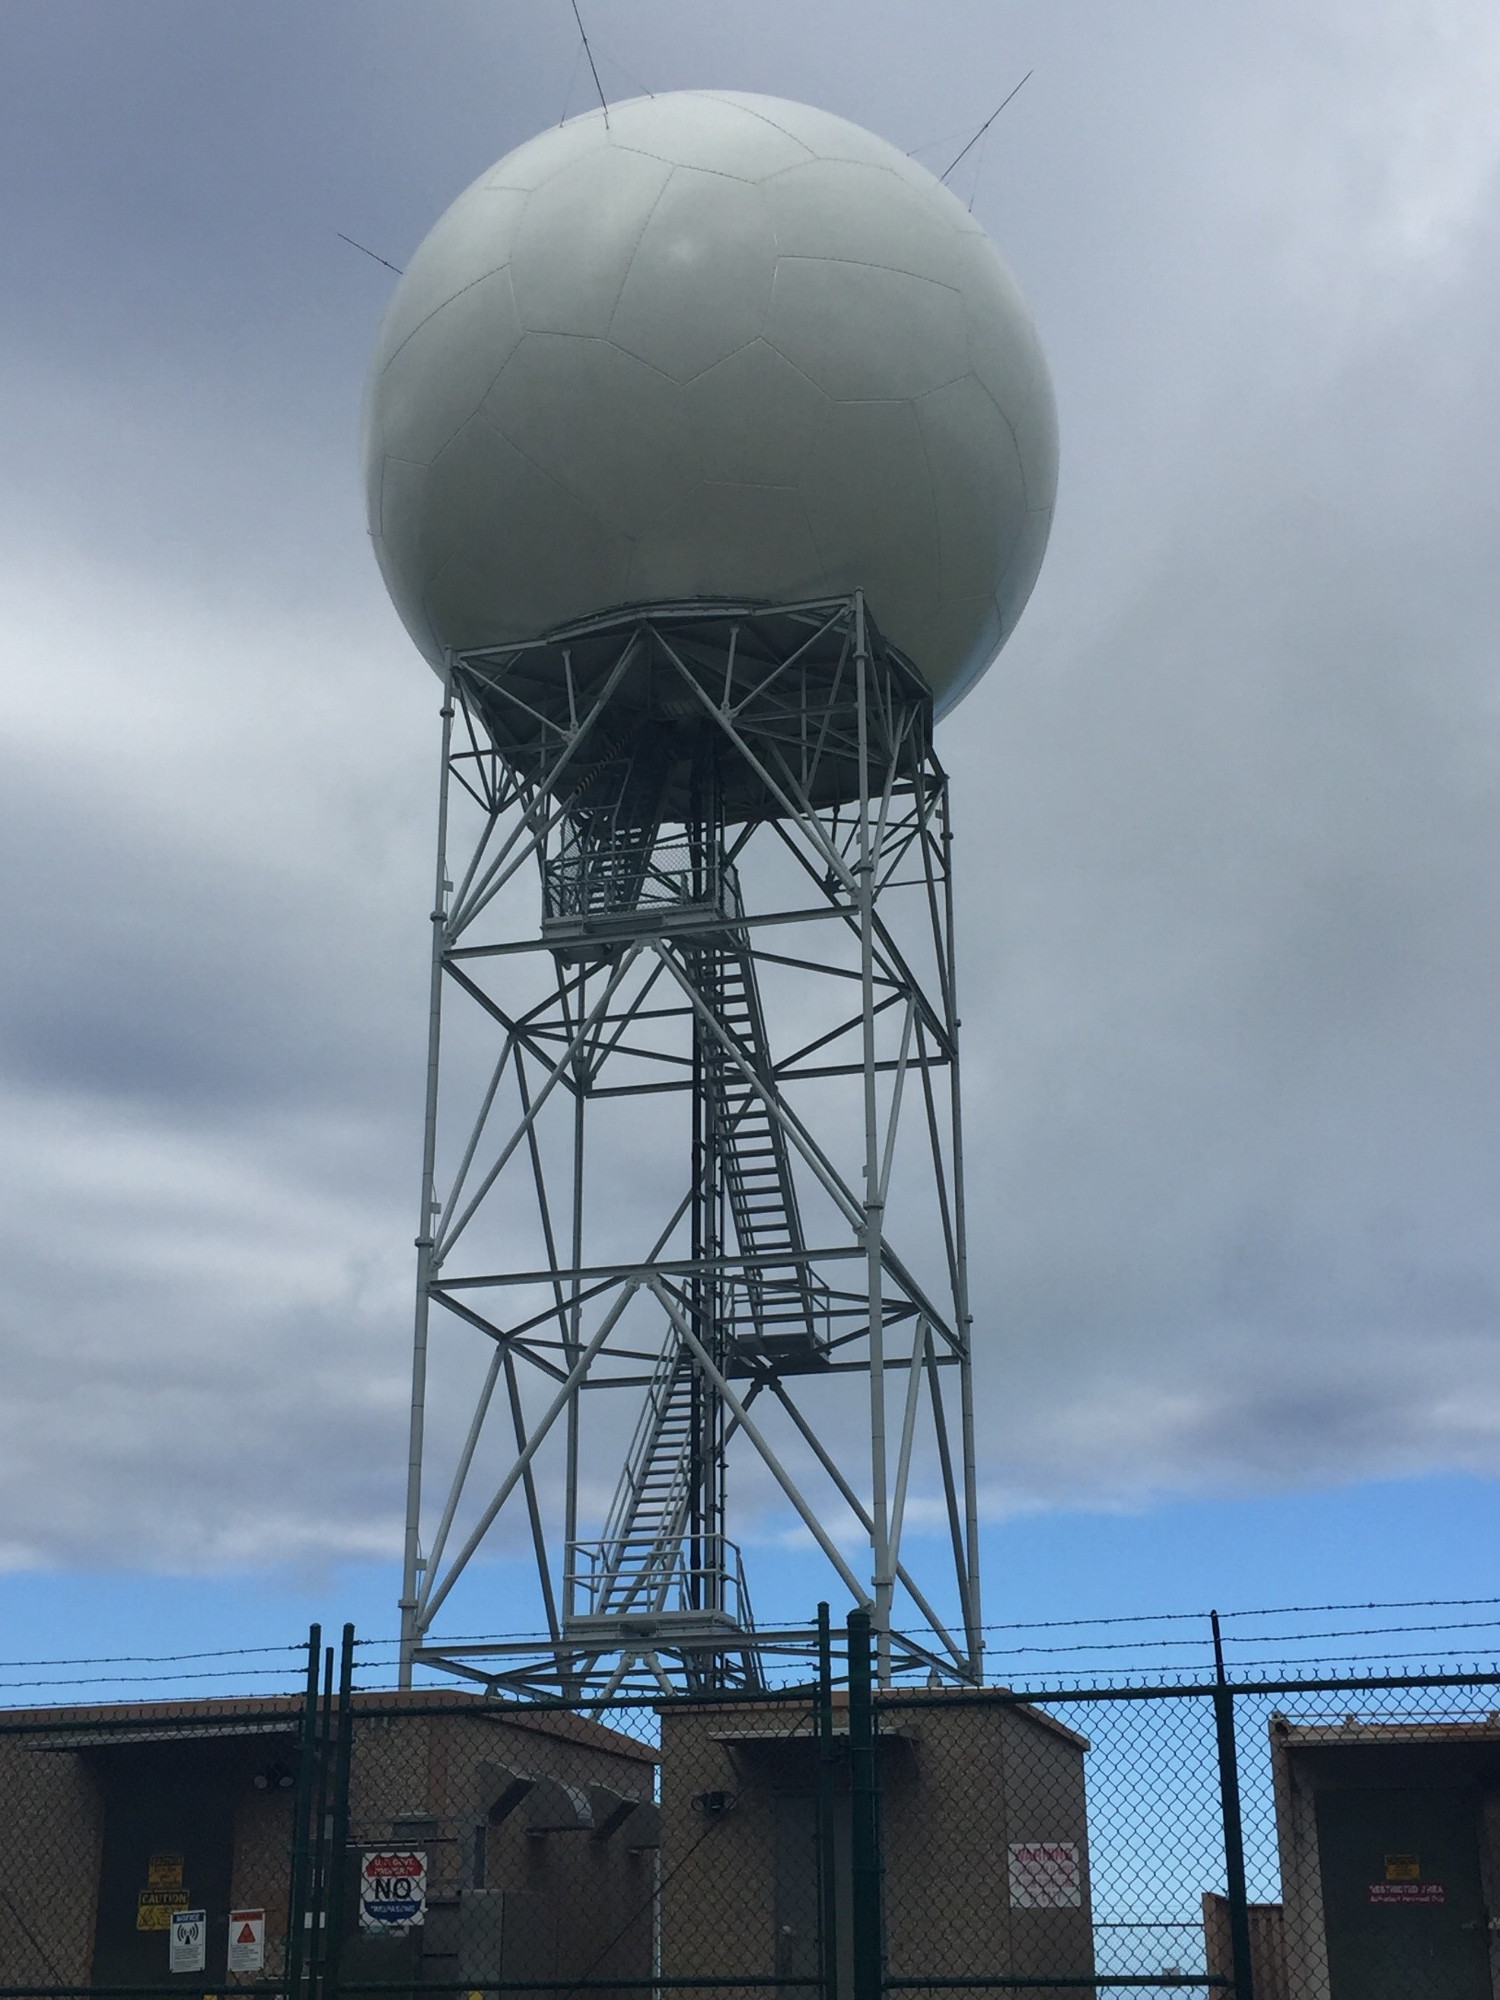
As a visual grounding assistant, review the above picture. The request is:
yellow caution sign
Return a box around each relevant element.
[137,1888,191,1932]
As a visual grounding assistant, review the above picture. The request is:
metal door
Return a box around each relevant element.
[1315,1784,1492,2000]
[89,1748,237,1987]
[773,1790,821,1990]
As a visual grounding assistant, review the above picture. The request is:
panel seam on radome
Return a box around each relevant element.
[484,107,608,187]
[375,262,513,383]
[471,405,652,539]
[497,326,685,390]
[607,145,766,187]
[971,378,1036,514]
[414,270,525,468]
[758,156,918,191]
[770,254,963,296]
[602,171,677,342]
[693,479,806,495]
[610,315,773,387]
[686,333,830,403]
[689,92,819,162]
[916,376,1027,601]
[679,334,759,390]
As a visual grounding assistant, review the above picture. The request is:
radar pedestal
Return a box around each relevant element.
[398,595,980,1695]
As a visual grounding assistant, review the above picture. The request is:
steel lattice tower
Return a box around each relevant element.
[397,595,981,1695]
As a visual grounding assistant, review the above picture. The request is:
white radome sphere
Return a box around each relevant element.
[365,91,1057,717]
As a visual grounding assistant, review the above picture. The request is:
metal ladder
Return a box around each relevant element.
[563,724,674,919]
[698,942,823,1363]
[590,1341,698,1618]
[565,799,821,1641]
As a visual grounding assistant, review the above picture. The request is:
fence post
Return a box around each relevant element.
[817,1604,840,2000]
[320,1625,357,2000]
[1211,1610,1256,2000]
[285,1625,323,2000]
[847,1608,881,2000]
[307,1644,336,2000]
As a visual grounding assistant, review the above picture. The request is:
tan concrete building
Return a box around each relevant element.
[1269,1713,1500,2000]
[657,1691,1093,1994]
[0,1690,657,1992]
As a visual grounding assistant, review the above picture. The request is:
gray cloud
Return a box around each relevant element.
[3,1,1500,1575]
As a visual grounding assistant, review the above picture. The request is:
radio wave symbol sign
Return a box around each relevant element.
[359,1850,427,1934]
[168,1911,206,1974]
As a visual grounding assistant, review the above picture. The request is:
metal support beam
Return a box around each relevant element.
[399,598,982,1696]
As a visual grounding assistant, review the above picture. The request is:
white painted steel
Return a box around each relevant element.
[365,92,1057,716]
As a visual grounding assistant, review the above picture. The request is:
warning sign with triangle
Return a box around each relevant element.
[227,1910,265,1972]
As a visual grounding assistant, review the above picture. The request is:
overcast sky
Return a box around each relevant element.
[3,1,1500,1632]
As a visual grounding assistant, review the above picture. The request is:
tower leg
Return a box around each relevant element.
[399,669,456,1689]
[397,599,983,1694]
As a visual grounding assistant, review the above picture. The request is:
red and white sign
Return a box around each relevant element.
[359,1850,427,1933]
[227,1910,266,1972]
[1008,1842,1082,1909]
[1369,1881,1445,1905]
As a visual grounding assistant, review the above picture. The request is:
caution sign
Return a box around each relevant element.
[169,1911,206,1974]
[138,1889,191,1933]
[359,1850,427,1933]
[228,1910,266,1973]
[139,1853,190,1931]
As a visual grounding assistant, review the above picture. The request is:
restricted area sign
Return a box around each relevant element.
[168,1911,206,1974]
[359,1850,427,1934]
[228,1909,266,1972]
[1008,1842,1082,1909]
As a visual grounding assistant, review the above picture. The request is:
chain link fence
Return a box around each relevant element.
[4,1612,1500,2000]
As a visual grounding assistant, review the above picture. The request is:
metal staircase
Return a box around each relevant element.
[584,1340,697,1618]
[697,942,827,1371]
[558,780,822,1652]
[554,723,674,921]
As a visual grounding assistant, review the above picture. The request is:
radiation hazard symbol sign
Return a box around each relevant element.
[227,1910,266,1973]
[359,1850,427,1934]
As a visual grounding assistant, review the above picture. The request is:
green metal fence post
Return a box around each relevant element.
[847,1608,881,2000]
[285,1625,323,2000]
[816,1604,839,2000]
[319,1625,357,2000]
[306,1645,335,2000]
[304,1640,336,2000]
[1211,1610,1256,2000]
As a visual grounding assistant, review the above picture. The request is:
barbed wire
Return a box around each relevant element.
[0,1664,318,1692]
[0,1642,306,1669]
[969,1594,1500,1634]
[5,1594,1500,1695]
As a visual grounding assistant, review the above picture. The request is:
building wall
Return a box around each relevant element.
[657,1694,1093,1993]
[345,1705,657,1990]
[1271,1719,1500,2000]
[1202,1892,1290,2000]
[0,1726,106,1985]
[226,1783,296,1978]
[0,1696,656,1992]
[881,1698,1093,1985]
